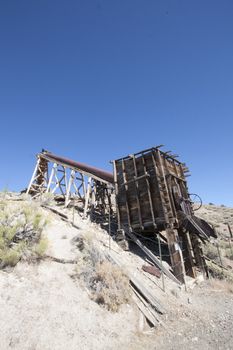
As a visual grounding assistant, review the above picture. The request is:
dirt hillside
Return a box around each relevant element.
[0,197,233,350]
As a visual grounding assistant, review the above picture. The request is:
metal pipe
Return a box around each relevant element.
[39,151,114,184]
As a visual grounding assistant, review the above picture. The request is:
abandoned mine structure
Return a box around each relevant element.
[26,146,216,284]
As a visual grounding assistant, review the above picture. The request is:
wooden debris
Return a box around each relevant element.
[42,205,68,219]
[125,229,180,284]
[44,255,77,264]
[142,264,161,278]
[132,291,159,327]
[129,273,166,315]
[106,250,166,320]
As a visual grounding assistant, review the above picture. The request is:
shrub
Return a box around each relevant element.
[206,260,233,283]
[91,261,131,312]
[0,198,48,268]
[204,243,219,262]
[0,248,20,267]
[33,236,48,258]
[75,236,131,312]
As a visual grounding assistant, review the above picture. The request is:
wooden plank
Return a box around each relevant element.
[141,154,156,227]
[129,274,165,314]
[42,205,68,219]
[125,229,181,284]
[132,154,143,229]
[106,250,166,315]
[132,290,159,327]
[121,159,132,229]
[84,177,92,217]
[166,228,185,284]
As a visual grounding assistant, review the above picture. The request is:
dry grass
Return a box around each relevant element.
[91,260,131,312]
[75,235,131,312]
[208,278,233,294]
[206,260,233,283]
[203,242,220,262]
[203,238,233,265]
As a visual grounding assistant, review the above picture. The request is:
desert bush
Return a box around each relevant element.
[76,236,131,312]
[33,236,48,258]
[0,248,20,267]
[92,261,131,312]
[206,260,233,283]
[204,243,219,262]
[0,199,48,268]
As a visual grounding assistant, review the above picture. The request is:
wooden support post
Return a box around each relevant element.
[84,177,92,217]
[46,163,57,193]
[166,228,185,284]
[190,234,207,276]
[113,161,122,231]
[157,233,165,291]
[121,159,132,228]
[64,166,68,191]
[132,155,143,229]
[141,154,156,227]
[179,230,196,278]
[51,167,60,194]
[81,173,86,198]
[26,157,40,194]
[65,169,75,207]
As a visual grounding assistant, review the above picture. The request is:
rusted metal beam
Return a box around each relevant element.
[40,151,114,184]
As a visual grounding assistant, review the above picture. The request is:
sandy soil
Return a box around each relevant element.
[132,281,233,350]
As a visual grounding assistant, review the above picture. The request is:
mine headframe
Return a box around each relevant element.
[26,150,114,217]
[113,146,216,283]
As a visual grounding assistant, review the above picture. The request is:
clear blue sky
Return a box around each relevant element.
[0,0,232,206]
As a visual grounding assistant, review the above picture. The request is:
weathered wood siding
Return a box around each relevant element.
[113,147,189,232]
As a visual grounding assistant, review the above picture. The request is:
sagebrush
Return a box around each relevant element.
[76,236,131,312]
[0,198,48,268]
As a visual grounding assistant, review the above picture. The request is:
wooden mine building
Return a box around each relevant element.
[27,146,216,284]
